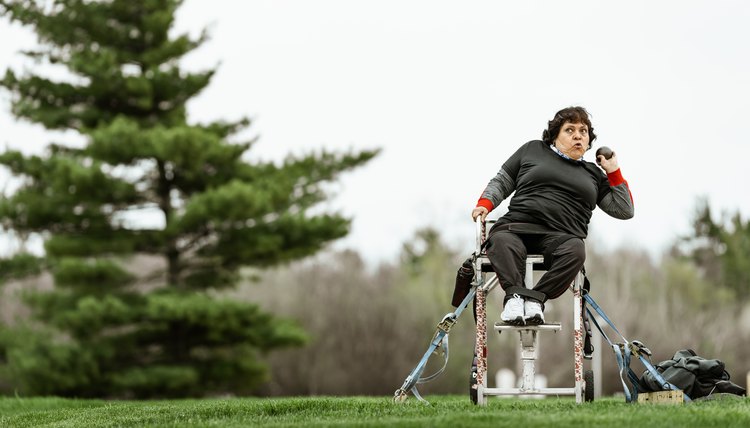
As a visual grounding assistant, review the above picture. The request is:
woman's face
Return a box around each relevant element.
[554,121,590,160]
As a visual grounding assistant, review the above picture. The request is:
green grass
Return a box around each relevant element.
[0,395,748,427]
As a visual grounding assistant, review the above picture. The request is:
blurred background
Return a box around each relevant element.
[0,0,748,398]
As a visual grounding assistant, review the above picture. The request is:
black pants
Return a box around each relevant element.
[486,230,585,307]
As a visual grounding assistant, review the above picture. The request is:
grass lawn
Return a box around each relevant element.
[0,394,748,427]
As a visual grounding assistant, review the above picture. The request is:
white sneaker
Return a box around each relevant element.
[501,294,525,325]
[524,300,545,325]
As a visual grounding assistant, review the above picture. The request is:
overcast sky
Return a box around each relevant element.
[1,0,749,263]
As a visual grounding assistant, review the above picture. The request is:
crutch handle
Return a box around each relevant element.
[475,217,485,256]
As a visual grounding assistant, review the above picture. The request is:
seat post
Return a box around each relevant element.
[492,255,564,398]
[524,257,535,289]
[519,329,540,391]
[519,255,545,393]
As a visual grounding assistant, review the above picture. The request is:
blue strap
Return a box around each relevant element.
[621,345,636,402]
[612,344,632,402]
[583,293,627,342]
[626,367,642,402]
[583,293,692,403]
[635,354,692,402]
[395,329,447,404]
[585,307,614,346]
[412,386,426,403]
[395,285,478,404]
[453,286,478,319]
[418,335,449,383]
[586,307,635,401]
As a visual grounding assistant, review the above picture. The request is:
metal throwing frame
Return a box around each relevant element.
[471,219,587,404]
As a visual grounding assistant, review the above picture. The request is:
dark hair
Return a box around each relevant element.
[542,106,597,149]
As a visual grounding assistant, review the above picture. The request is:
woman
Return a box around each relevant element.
[471,106,634,325]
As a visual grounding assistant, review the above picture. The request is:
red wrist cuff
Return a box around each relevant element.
[476,198,494,212]
[607,169,625,186]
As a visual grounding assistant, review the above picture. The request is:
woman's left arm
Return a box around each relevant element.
[598,170,634,219]
[596,153,634,219]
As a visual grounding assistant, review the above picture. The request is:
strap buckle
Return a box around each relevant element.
[631,340,652,358]
[437,313,457,334]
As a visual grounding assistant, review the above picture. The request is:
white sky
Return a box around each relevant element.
[1,0,749,263]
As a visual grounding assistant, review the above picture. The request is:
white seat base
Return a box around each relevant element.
[495,322,561,332]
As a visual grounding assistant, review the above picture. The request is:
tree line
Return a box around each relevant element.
[239,220,750,397]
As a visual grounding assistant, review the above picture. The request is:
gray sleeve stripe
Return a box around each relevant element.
[480,168,516,209]
[598,183,634,219]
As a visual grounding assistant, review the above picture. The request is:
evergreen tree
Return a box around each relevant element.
[674,199,750,301]
[0,0,376,397]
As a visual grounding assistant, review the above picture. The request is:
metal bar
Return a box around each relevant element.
[520,330,538,391]
[475,286,487,405]
[495,323,562,332]
[573,273,584,404]
[474,217,488,405]
[483,387,576,395]
[482,273,499,293]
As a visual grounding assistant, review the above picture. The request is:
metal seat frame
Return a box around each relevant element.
[472,219,586,404]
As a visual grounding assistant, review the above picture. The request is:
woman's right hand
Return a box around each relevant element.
[471,206,488,222]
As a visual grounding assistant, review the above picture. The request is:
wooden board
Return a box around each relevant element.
[637,390,684,404]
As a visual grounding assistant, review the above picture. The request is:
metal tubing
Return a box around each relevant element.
[474,217,488,405]
[483,387,576,396]
[482,274,499,293]
[573,273,584,403]
[474,217,585,404]
[475,286,487,405]
[495,323,561,332]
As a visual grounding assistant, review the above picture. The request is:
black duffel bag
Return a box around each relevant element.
[639,349,746,398]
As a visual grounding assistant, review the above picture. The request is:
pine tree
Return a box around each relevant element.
[0,0,377,397]
[675,199,750,302]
